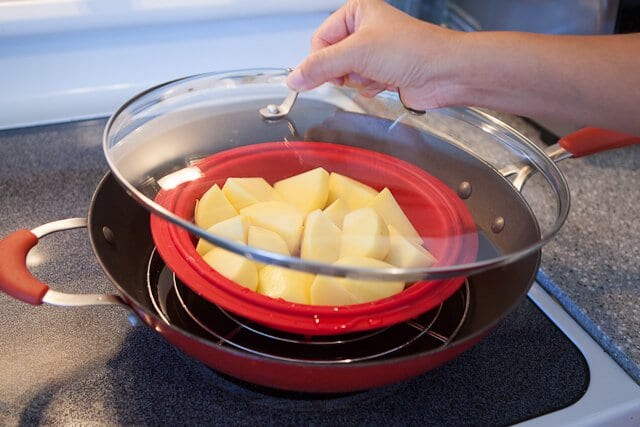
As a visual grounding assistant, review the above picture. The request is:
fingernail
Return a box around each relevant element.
[287,68,307,90]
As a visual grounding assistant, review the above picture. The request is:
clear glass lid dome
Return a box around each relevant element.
[103,68,569,282]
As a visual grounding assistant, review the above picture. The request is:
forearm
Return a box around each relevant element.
[445,32,640,134]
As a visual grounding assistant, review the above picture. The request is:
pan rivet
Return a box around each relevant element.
[102,226,115,244]
[457,181,472,199]
[491,217,505,234]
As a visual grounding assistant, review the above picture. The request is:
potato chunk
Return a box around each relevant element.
[222,177,281,210]
[194,184,238,229]
[194,170,430,306]
[247,226,290,257]
[300,210,341,264]
[257,265,315,304]
[309,274,356,306]
[310,257,404,305]
[327,172,377,211]
[195,215,250,256]
[368,187,422,245]
[240,201,305,255]
[202,247,258,291]
[274,167,329,214]
[323,198,349,229]
[384,225,437,268]
[337,257,405,303]
[340,207,390,260]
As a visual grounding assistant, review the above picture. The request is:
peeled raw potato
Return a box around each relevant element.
[194,184,238,229]
[309,274,356,306]
[327,172,377,211]
[340,207,390,260]
[385,225,437,268]
[222,177,282,210]
[202,247,258,291]
[368,187,422,245]
[274,167,329,214]
[323,198,349,229]
[257,265,315,304]
[337,257,405,303]
[300,210,341,264]
[195,169,436,306]
[240,201,304,255]
[247,226,290,257]
[310,257,405,305]
[196,215,250,256]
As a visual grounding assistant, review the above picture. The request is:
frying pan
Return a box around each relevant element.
[0,123,636,392]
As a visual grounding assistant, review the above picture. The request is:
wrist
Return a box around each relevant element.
[408,24,477,109]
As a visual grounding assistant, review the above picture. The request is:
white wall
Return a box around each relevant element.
[0,1,343,130]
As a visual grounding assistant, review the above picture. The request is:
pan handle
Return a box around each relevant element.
[558,127,640,158]
[0,218,124,307]
[503,127,639,191]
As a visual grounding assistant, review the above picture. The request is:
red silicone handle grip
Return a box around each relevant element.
[559,127,640,158]
[0,229,49,305]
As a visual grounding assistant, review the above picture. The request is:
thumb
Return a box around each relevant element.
[287,36,361,91]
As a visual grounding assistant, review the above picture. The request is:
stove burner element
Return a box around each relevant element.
[147,248,470,365]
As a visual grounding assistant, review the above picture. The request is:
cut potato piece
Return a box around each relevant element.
[207,215,250,242]
[240,201,305,255]
[340,208,390,260]
[194,184,238,230]
[323,198,349,229]
[222,177,281,210]
[310,274,358,306]
[310,257,404,305]
[274,167,329,214]
[368,188,422,245]
[247,226,290,256]
[336,257,405,303]
[202,247,258,291]
[257,265,315,304]
[327,172,377,211]
[300,210,341,264]
[385,225,437,268]
[195,169,427,306]
[195,215,250,256]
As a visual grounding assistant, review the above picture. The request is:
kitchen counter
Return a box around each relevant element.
[0,116,638,425]
[494,114,640,383]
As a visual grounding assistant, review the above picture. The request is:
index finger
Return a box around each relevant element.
[311,2,356,52]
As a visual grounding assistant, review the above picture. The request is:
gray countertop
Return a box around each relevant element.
[494,113,640,382]
[537,144,640,380]
[493,112,640,383]
[0,116,638,425]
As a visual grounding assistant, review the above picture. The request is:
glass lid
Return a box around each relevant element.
[103,68,570,282]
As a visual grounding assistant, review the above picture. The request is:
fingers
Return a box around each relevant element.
[343,73,385,96]
[359,81,387,98]
[287,35,362,91]
[310,3,353,53]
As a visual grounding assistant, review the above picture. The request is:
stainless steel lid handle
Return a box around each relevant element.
[398,88,426,115]
[259,90,299,120]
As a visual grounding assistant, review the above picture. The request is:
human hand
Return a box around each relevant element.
[286,0,464,111]
[287,0,640,134]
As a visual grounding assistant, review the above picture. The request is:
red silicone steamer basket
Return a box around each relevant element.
[150,141,478,336]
